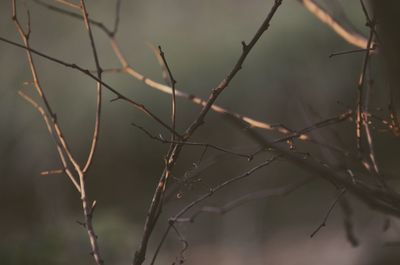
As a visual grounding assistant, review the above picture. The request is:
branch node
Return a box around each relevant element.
[241,41,247,51]
[76,220,86,227]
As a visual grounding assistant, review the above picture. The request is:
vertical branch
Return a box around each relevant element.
[157,46,177,141]
[18,91,81,192]
[11,0,82,182]
[355,14,374,151]
[339,197,359,246]
[183,0,283,138]
[133,2,283,265]
[80,0,103,174]
[13,0,106,264]
[298,0,369,49]
[111,0,122,37]
[77,1,105,264]
[362,75,380,176]
[355,1,385,187]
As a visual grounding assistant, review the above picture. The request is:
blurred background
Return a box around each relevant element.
[1,0,400,264]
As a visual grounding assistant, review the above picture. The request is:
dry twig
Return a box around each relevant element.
[310,188,346,238]
[298,0,369,48]
[133,2,283,264]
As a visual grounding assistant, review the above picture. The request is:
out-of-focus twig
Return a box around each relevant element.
[339,196,359,246]
[134,2,284,264]
[33,0,294,138]
[150,156,280,264]
[229,116,400,218]
[0,36,179,137]
[298,0,369,49]
[355,5,375,152]
[174,177,312,223]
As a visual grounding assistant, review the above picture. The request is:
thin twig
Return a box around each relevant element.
[0,36,180,138]
[310,188,346,238]
[229,116,400,218]
[275,110,352,143]
[18,91,81,191]
[131,122,253,160]
[133,3,283,264]
[251,110,352,157]
[33,0,295,138]
[329,47,376,58]
[170,224,189,265]
[12,0,84,187]
[80,0,103,175]
[174,177,312,223]
[298,0,369,49]
[354,0,386,188]
[355,3,375,152]
[362,78,381,177]
[157,46,177,142]
[111,0,121,36]
[77,1,105,264]
[55,0,80,9]
[149,156,279,264]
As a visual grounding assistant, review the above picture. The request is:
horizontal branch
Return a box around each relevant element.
[175,177,312,223]
[230,117,400,218]
[131,122,253,160]
[0,36,180,138]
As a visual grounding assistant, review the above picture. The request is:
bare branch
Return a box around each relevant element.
[355,16,375,152]
[150,156,280,263]
[133,2,283,264]
[111,0,122,36]
[329,46,376,58]
[310,188,346,238]
[55,0,80,10]
[33,0,295,138]
[18,90,81,192]
[77,1,105,264]
[339,196,359,246]
[0,36,180,138]
[230,117,400,218]
[79,0,103,174]
[174,177,312,223]
[298,0,369,49]
[251,110,353,157]
[157,46,178,142]
[131,122,253,160]
[12,0,84,187]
